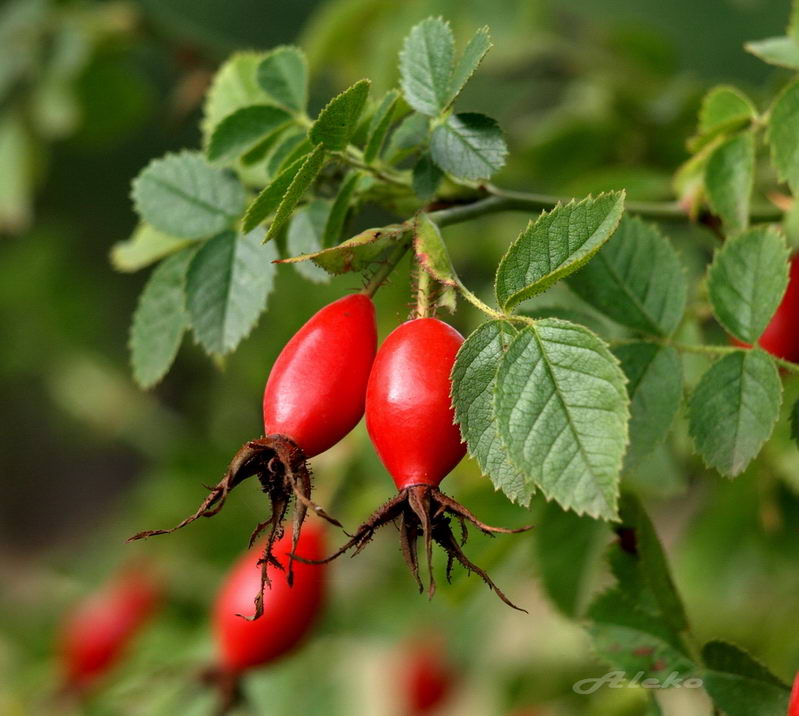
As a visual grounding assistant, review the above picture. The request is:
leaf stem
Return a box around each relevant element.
[335,149,408,187]
[361,240,410,297]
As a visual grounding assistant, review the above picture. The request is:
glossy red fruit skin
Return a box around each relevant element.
[402,640,455,715]
[789,671,799,716]
[214,525,326,674]
[733,254,799,362]
[366,318,466,490]
[263,294,377,458]
[59,568,161,689]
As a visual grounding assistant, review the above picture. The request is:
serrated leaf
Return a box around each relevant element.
[202,52,269,144]
[587,589,696,679]
[430,112,507,181]
[266,144,326,240]
[206,105,292,164]
[614,344,682,471]
[708,226,790,344]
[385,112,429,162]
[111,224,193,273]
[399,17,454,116]
[705,132,754,236]
[494,319,629,520]
[256,46,308,113]
[131,151,246,239]
[496,192,625,312]
[791,399,799,449]
[414,212,456,286]
[286,201,331,284]
[412,152,443,200]
[323,170,361,247]
[767,79,799,194]
[689,85,756,152]
[535,502,606,617]
[277,225,405,274]
[451,321,532,506]
[266,130,308,178]
[242,155,304,232]
[129,248,194,388]
[746,36,799,70]
[446,26,491,107]
[689,349,782,476]
[186,229,278,356]
[363,89,399,164]
[702,641,790,716]
[310,79,370,151]
[566,215,685,336]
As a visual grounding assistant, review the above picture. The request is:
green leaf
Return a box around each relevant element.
[746,36,799,70]
[705,132,754,236]
[451,321,532,506]
[278,225,405,275]
[266,144,327,241]
[689,349,782,477]
[186,230,278,356]
[430,112,507,181]
[689,85,756,151]
[0,111,33,233]
[256,46,308,113]
[310,79,370,151]
[242,155,305,232]
[767,79,799,194]
[323,171,361,247]
[535,503,606,617]
[129,247,194,389]
[363,90,399,164]
[446,26,492,107]
[399,17,454,116]
[385,112,429,162]
[791,399,799,449]
[618,494,689,634]
[286,201,331,284]
[702,641,790,716]
[494,319,629,520]
[587,589,696,679]
[707,227,790,344]
[412,152,444,200]
[566,216,686,336]
[206,105,292,164]
[614,344,682,471]
[266,131,308,178]
[202,52,269,144]
[131,151,246,240]
[496,192,625,312]
[413,213,457,286]
[111,224,193,273]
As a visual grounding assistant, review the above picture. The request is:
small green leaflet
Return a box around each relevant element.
[689,85,756,152]
[363,89,399,164]
[277,225,405,275]
[702,641,791,716]
[705,132,754,236]
[496,192,625,312]
[266,131,308,178]
[242,154,305,232]
[566,216,686,337]
[494,318,629,520]
[111,223,193,273]
[385,113,429,163]
[534,502,606,617]
[614,343,682,471]
[451,321,532,506]
[256,46,308,113]
[131,151,246,240]
[309,79,370,151]
[201,52,270,143]
[129,247,195,388]
[689,349,782,477]
[399,17,455,116]
[446,26,492,107]
[266,144,327,240]
[185,229,278,356]
[206,105,292,164]
[746,36,799,70]
[323,170,361,247]
[767,79,799,194]
[430,113,507,181]
[791,399,799,449]
[413,213,456,286]
[412,152,443,200]
[707,226,789,344]
[286,201,331,284]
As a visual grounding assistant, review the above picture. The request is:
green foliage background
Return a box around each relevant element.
[2,1,799,714]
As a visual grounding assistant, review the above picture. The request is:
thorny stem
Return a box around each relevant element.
[414,265,434,318]
[361,240,410,297]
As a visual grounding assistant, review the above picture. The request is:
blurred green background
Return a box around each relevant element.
[1,0,798,714]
